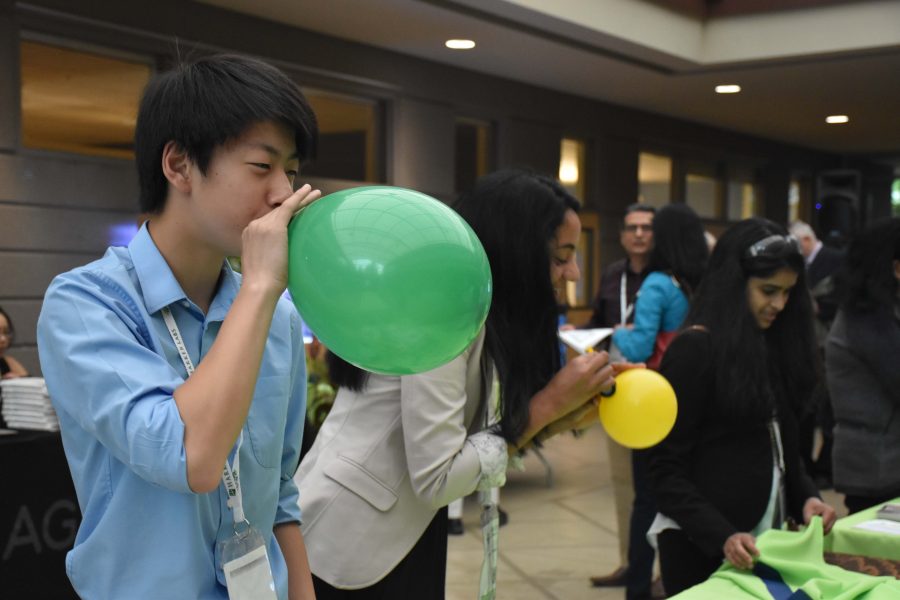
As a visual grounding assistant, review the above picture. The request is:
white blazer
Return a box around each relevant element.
[295,328,493,589]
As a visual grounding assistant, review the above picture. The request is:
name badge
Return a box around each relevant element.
[221,526,277,600]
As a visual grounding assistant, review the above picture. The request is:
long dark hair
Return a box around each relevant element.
[328,169,580,443]
[685,218,817,420]
[454,169,580,442]
[647,203,708,296]
[834,217,900,314]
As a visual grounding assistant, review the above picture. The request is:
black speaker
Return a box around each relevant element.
[815,170,860,246]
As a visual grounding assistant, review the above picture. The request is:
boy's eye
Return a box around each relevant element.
[250,163,270,170]
[286,169,299,179]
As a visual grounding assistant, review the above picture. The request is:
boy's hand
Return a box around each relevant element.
[240,184,321,297]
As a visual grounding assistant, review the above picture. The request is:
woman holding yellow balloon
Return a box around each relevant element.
[296,169,617,598]
[647,218,837,596]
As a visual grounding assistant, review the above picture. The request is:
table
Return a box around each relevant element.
[0,430,80,599]
[824,497,900,562]
[671,512,900,599]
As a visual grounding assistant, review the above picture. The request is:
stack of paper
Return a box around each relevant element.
[1,377,59,431]
[558,328,614,355]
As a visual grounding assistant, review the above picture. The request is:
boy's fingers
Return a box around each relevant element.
[278,185,320,222]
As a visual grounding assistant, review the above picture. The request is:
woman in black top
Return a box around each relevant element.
[0,305,28,379]
[647,218,836,595]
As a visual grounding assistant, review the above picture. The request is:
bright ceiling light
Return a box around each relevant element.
[826,115,849,124]
[715,84,741,94]
[445,39,475,50]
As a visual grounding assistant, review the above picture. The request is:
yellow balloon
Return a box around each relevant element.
[599,368,677,449]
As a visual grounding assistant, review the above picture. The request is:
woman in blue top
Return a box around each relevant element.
[607,203,708,600]
[612,203,708,365]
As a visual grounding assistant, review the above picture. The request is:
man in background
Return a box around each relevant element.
[588,204,663,599]
[790,220,843,489]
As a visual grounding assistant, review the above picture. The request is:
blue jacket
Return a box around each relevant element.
[611,271,688,363]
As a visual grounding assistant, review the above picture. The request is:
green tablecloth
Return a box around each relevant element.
[824,497,900,562]
[671,516,900,599]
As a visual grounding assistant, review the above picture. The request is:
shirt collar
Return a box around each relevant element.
[129,222,240,319]
[806,241,823,265]
[625,257,649,276]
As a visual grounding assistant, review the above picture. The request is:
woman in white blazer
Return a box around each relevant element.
[296,169,616,598]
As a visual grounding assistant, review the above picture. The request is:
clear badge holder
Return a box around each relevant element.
[220,522,277,600]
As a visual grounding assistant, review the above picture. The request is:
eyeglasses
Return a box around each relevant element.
[623,224,652,233]
[744,234,800,259]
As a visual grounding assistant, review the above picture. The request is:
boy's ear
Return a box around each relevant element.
[161,141,192,193]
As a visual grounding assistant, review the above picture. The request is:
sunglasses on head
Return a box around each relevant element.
[744,234,800,259]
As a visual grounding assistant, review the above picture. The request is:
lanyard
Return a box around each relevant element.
[768,417,787,528]
[161,306,246,525]
[478,367,501,600]
[619,270,634,325]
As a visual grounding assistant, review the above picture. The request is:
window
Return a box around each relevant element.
[20,39,152,159]
[789,180,801,223]
[455,118,492,193]
[565,217,597,309]
[558,138,586,201]
[637,152,671,207]
[302,90,382,182]
[727,181,757,221]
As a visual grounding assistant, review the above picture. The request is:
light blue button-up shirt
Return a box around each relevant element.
[37,224,306,600]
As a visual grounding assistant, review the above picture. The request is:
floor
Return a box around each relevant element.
[444,425,846,600]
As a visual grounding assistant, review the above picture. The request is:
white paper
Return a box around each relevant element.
[558,328,614,354]
[852,519,900,536]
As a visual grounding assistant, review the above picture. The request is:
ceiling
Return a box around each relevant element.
[198,0,900,166]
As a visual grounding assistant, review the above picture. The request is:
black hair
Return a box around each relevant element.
[0,305,14,337]
[135,53,318,213]
[686,218,817,421]
[834,217,900,313]
[646,203,708,296]
[328,169,580,444]
[622,203,656,226]
[456,170,580,442]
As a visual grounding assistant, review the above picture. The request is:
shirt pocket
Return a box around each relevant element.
[325,455,399,512]
[245,374,289,468]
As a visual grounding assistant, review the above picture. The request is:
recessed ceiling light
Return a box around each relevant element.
[715,84,741,94]
[445,39,475,50]
[826,115,849,124]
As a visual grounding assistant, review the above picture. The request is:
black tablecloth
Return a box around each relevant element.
[0,431,80,599]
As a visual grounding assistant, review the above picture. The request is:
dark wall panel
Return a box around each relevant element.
[0,251,98,298]
[0,154,137,210]
[497,118,561,177]
[391,98,455,200]
[0,5,16,152]
[0,205,136,253]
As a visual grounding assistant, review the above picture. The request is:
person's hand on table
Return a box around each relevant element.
[803,497,837,534]
[723,532,759,570]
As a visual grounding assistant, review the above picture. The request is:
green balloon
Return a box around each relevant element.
[288,186,492,375]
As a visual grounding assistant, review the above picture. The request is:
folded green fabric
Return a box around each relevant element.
[673,518,900,599]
